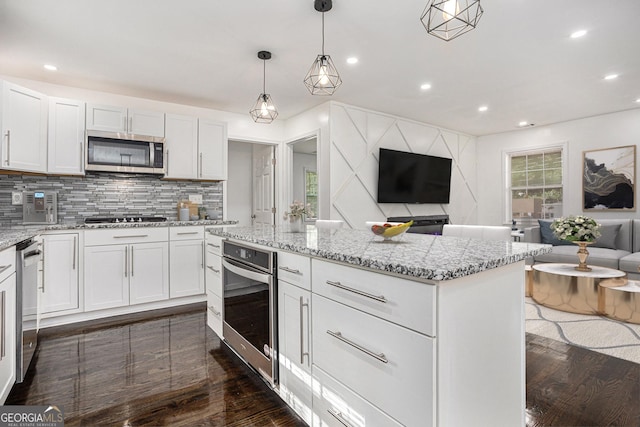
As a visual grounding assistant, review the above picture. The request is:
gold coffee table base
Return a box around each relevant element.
[599,279,640,324]
[532,263,627,315]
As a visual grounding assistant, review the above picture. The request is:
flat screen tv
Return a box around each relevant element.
[377,148,452,204]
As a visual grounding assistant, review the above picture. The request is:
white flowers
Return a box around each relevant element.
[283,200,313,222]
[551,215,601,242]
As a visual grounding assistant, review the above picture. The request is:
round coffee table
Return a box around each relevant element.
[531,263,627,315]
[599,279,640,324]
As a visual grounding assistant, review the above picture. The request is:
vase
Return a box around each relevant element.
[573,241,594,272]
[290,217,304,233]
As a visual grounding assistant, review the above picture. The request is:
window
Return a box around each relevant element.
[304,168,318,220]
[507,146,564,226]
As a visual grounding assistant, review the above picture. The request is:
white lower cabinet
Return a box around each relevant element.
[278,281,312,425]
[84,229,169,312]
[0,246,16,404]
[206,293,223,338]
[169,226,205,298]
[42,233,80,314]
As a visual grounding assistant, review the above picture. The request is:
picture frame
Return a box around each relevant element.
[583,145,636,211]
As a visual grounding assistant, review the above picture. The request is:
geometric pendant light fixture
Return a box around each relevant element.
[249,51,278,124]
[420,0,484,41]
[303,0,342,95]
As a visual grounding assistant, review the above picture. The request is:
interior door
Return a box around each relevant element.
[252,144,275,226]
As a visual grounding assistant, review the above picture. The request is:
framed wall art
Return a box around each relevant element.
[583,145,636,211]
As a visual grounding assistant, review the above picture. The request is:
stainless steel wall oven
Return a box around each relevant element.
[222,241,277,386]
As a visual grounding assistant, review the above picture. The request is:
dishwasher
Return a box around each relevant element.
[15,237,41,383]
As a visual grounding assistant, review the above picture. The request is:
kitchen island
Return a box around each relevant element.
[209,225,550,427]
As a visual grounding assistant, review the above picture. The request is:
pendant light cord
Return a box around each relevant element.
[263,59,266,94]
[321,12,325,55]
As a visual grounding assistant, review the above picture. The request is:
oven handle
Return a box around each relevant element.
[222,258,272,284]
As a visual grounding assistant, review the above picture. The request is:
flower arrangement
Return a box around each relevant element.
[551,215,601,242]
[283,200,313,222]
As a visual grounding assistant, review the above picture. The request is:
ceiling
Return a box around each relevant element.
[1,0,639,136]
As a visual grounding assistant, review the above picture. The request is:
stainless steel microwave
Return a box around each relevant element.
[85,130,165,174]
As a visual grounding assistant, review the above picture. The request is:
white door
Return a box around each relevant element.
[198,118,227,180]
[48,97,85,175]
[128,109,165,137]
[42,234,79,314]
[169,240,205,298]
[129,242,169,305]
[85,103,127,132]
[252,144,275,226]
[165,113,198,179]
[84,245,129,311]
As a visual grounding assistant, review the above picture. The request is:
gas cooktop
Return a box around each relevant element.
[84,216,168,224]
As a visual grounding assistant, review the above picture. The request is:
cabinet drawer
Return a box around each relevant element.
[205,233,224,256]
[205,252,222,297]
[170,226,204,241]
[0,246,16,283]
[312,259,436,336]
[312,295,435,427]
[206,292,223,338]
[312,365,403,427]
[84,227,168,246]
[277,251,311,291]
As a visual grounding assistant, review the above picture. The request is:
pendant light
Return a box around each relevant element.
[421,0,483,41]
[303,0,342,96]
[250,51,278,124]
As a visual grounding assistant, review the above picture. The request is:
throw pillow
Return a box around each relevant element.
[591,224,621,249]
[538,220,573,246]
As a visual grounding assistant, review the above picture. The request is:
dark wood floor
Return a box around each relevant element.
[7,307,640,426]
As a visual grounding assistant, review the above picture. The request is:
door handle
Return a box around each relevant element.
[207,266,220,274]
[325,280,387,303]
[131,246,134,276]
[279,266,302,275]
[299,296,309,365]
[72,235,77,270]
[4,130,10,165]
[124,246,128,277]
[326,330,388,364]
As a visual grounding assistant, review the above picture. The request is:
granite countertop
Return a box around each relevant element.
[209,225,551,281]
[0,220,238,251]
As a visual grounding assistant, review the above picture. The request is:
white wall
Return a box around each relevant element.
[328,102,478,228]
[226,141,253,226]
[477,109,640,226]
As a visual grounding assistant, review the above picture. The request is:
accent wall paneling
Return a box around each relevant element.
[328,103,477,228]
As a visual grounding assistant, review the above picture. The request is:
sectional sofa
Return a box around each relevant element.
[523,219,640,280]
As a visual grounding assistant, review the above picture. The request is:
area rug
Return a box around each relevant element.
[525,297,640,364]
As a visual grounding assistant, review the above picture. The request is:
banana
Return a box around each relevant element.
[381,220,414,238]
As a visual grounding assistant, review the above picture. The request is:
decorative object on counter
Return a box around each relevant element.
[283,200,313,233]
[304,0,341,95]
[420,0,484,41]
[551,215,601,271]
[198,206,208,220]
[583,145,635,211]
[370,220,413,241]
[249,50,278,124]
[177,200,199,221]
[179,204,190,221]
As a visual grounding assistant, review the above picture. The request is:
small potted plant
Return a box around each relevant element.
[283,201,313,232]
[551,215,601,271]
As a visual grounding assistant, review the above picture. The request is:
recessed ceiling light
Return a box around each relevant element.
[518,121,528,127]
[478,105,488,112]
[43,64,57,71]
[604,74,619,80]
[570,30,587,39]
[636,98,640,103]
[346,57,358,64]
[420,83,432,90]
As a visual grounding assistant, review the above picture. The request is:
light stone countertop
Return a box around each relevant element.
[209,225,551,281]
[0,219,238,251]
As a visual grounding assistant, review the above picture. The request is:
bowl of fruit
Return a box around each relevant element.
[369,220,413,241]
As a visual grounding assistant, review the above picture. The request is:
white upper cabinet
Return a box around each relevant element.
[0,81,48,173]
[198,118,227,180]
[164,113,198,179]
[47,97,86,175]
[86,104,165,137]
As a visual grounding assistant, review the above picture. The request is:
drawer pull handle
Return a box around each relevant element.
[208,305,221,317]
[207,266,220,274]
[279,266,302,275]
[114,234,149,239]
[326,330,388,364]
[177,231,199,235]
[0,265,11,275]
[207,243,221,248]
[325,280,387,303]
[327,408,355,427]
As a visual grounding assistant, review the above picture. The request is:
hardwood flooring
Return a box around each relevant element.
[7,307,640,426]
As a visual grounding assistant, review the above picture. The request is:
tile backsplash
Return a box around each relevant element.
[0,172,223,227]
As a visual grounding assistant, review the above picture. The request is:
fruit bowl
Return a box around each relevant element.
[369,220,413,241]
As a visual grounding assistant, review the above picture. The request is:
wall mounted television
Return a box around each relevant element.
[377,148,452,204]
